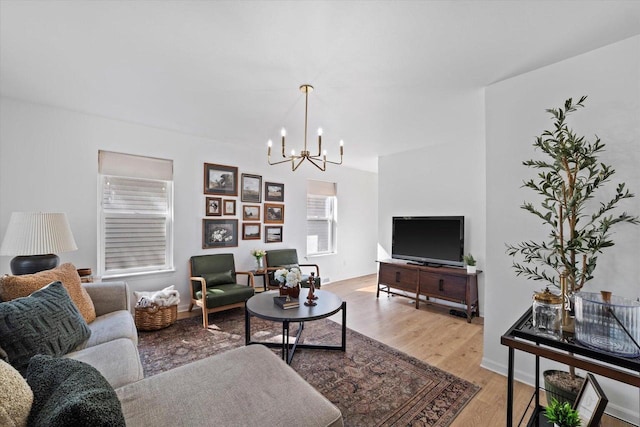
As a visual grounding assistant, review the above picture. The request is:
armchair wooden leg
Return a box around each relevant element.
[188,303,194,312]
[202,308,208,329]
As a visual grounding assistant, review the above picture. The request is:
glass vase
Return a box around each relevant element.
[575,291,640,357]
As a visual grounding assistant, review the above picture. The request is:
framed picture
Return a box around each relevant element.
[573,373,608,427]
[264,203,284,224]
[241,173,262,203]
[223,199,236,216]
[265,182,284,202]
[242,204,261,221]
[265,225,283,243]
[205,197,222,216]
[202,219,238,249]
[204,163,238,196]
[242,223,261,240]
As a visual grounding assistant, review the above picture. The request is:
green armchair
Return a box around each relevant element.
[265,249,321,289]
[189,254,255,328]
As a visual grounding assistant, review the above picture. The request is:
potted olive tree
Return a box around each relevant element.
[506,96,639,404]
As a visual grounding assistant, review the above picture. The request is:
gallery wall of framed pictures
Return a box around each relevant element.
[201,162,285,248]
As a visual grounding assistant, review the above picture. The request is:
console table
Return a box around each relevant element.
[376,259,479,322]
[501,308,640,427]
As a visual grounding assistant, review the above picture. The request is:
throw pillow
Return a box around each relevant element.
[0,263,96,323]
[0,359,33,427]
[26,354,125,427]
[202,270,234,286]
[0,281,91,374]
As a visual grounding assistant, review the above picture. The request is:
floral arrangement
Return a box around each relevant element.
[274,267,302,288]
[251,249,266,259]
[212,228,232,242]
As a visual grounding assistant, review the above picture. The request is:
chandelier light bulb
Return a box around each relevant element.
[318,128,323,136]
[281,128,287,137]
[267,140,272,147]
[291,149,295,156]
[340,140,344,147]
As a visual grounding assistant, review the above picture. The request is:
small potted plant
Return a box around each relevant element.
[544,398,581,427]
[463,254,477,274]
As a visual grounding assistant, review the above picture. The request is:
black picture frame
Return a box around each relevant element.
[264,225,283,243]
[265,182,285,202]
[205,197,222,216]
[202,219,238,249]
[573,373,608,427]
[241,173,262,203]
[242,223,261,240]
[204,163,238,196]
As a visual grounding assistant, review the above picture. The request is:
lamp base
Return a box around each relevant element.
[10,254,59,275]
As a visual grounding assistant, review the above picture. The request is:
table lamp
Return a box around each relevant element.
[0,212,78,275]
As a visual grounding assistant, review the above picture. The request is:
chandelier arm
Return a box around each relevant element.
[268,157,295,166]
[291,157,307,171]
[325,157,344,166]
[305,157,327,172]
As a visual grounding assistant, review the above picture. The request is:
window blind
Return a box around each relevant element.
[98,151,173,277]
[306,180,337,256]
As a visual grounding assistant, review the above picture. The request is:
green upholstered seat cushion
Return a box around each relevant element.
[201,270,234,286]
[26,354,125,427]
[0,281,91,374]
[195,284,254,308]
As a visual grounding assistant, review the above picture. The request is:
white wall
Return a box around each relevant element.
[377,89,487,314]
[0,98,379,311]
[484,36,640,423]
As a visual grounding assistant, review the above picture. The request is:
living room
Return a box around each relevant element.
[1,1,639,426]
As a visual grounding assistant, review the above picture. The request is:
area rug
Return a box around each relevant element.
[137,308,480,426]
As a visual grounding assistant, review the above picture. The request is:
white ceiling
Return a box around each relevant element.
[1,1,639,172]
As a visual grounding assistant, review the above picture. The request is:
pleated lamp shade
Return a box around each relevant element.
[0,212,78,274]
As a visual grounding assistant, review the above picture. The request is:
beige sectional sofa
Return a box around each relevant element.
[79,281,344,426]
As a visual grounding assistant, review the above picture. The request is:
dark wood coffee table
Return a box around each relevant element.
[245,288,346,364]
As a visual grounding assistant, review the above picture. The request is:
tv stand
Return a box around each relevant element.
[376,259,480,322]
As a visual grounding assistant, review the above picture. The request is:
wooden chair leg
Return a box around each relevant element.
[202,308,208,329]
[188,303,194,312]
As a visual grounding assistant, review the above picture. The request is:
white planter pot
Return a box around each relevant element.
[466,265,477,274]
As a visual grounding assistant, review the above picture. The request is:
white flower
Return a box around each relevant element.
[251,249,267,258]
[274,267,302,288]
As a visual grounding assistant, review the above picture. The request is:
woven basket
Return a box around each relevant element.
[135,304,177,331]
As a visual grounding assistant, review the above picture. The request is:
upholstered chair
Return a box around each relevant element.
[265,249,321,289]
[189,254,254,328]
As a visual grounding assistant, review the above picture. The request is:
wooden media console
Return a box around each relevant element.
[376,259,480,322]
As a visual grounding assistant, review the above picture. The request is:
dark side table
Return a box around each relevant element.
[245,288,346,364]
[501,308,640,427]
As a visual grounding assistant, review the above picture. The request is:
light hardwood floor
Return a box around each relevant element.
[322,274,633,427]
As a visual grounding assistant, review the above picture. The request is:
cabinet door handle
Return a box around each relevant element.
[439,279,444,291]
[395,272,401,282]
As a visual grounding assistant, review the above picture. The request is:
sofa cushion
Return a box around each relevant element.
[26,354,125,427]
[0,281,91,374]
[115,345,343,427]
[0,263,96,323]
[78,310,138,349]
[65,338,144,389]
[0,359,33,427]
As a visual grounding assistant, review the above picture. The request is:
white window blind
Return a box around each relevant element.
[98,151,174,277]
[307,180,337,256]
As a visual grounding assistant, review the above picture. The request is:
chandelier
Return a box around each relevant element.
[267,84,343,171]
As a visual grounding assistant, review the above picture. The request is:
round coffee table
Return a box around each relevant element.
[245,288,346,364]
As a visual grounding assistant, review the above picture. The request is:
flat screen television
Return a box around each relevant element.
[392,216,464,267]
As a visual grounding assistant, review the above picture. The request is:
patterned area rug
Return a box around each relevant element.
[138,308,480,426]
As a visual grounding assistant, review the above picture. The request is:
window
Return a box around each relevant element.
[306,180,337,256]
[98,151,174,277]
